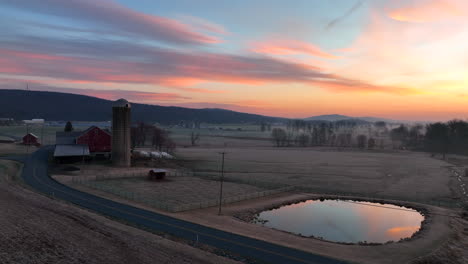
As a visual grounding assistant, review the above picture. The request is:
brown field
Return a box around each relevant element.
[0,143,34,156]
[0,160,239,264]
[84,176,270,209]
[177,146,455,205]
[2,124,467,264]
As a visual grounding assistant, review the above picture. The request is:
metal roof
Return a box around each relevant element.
[56,131,81,144]
[54,144,90,157]
[150,169,168,173]
[113,98,131,108]
[56,127,110,144]
[24,133,38,138]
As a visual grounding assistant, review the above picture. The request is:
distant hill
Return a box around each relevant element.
[304,114,401,123]
[0,90,283,124]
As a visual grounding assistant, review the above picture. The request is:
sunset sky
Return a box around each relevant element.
[1,0,467,121]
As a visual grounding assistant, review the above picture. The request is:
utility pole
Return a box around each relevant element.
[218,152,226,215]
[40,123,44,146]
[26,124,30,154]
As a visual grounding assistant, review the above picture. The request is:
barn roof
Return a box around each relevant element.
[80,126,111,136]
[54,144,90,157]
[56,126,110,144]
[24,133,38,138]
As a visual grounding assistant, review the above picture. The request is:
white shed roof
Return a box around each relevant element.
[54,144,90,157]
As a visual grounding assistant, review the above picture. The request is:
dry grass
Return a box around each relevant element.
[411,212,468,264]
[87,176,269,207]
[0,160,240,264]
[0,143,34,156]
[177,146,453,204]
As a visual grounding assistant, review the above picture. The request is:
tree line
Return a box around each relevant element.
[131,122,176,152]
[271,120,376,148]
[270,119,468,157]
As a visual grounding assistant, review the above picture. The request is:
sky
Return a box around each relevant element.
[0,0,467,121]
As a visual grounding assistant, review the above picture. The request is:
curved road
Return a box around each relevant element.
[8,147,350,264]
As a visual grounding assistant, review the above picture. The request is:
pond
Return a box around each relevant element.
[255,199,425,244]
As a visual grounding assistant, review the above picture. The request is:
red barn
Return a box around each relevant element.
[75,126,111,153]
[23,133,39,145]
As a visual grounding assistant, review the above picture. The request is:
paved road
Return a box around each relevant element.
[8,147,350,264]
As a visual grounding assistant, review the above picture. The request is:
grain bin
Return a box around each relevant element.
[112,98,131,167]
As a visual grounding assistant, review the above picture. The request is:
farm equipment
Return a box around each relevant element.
[147,169,167,181]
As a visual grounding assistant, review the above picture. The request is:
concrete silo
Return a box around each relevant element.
[112,98,131,167]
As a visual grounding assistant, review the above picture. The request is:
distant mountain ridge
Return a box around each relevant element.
[0,89,283,124]
[304,114,401,123]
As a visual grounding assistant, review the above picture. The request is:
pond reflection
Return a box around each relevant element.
[256,199,424,244]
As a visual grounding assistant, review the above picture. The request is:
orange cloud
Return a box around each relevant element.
[309,79,421,95]
[1,43,422,96]
[251,39,337,59]
[388,0,466,23]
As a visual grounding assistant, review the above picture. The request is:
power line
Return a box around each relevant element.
[218,151,226,215]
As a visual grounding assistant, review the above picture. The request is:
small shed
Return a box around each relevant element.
[23,133,39,145]
[148,169,167,181]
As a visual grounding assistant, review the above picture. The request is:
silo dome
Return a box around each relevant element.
[113,98,131,108]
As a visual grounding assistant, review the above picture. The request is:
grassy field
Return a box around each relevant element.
[87,176,270,209]
[0,125,63,145]
[166,125,272,148]
[160,124,458,207]
[2,123,457,207]
[176,147,453,205]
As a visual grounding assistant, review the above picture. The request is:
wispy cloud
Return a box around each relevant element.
[325,1,363,30]
[251,39,337,59]
[0,0,424,97]
[0,0,221,45]
[387,0,466,23]
[0,35,420,95]
[176,15,229,35]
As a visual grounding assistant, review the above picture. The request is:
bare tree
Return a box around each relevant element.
[271,128,287,147]
[297,133,310,147]
[191,131,200,146]
[357,134,367,149]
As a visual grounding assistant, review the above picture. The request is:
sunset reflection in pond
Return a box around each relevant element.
[256,199,424,244]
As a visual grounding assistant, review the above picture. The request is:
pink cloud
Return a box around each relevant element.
[177,15,229,35]
[251,39,337,59]
[387,0,466,23]
[310,79,421,95]
[0,41,419,95]
[2,0,221,45]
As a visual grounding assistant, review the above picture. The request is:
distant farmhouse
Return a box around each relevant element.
[23,119,45,125]
[54,126,111,161]
[23,133,39,146]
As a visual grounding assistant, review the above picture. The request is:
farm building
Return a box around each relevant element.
[76,126,112,153]
[23,133,39,145]
[54,126,111,160]
[54,144,90,159]
[23,119,45,125]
